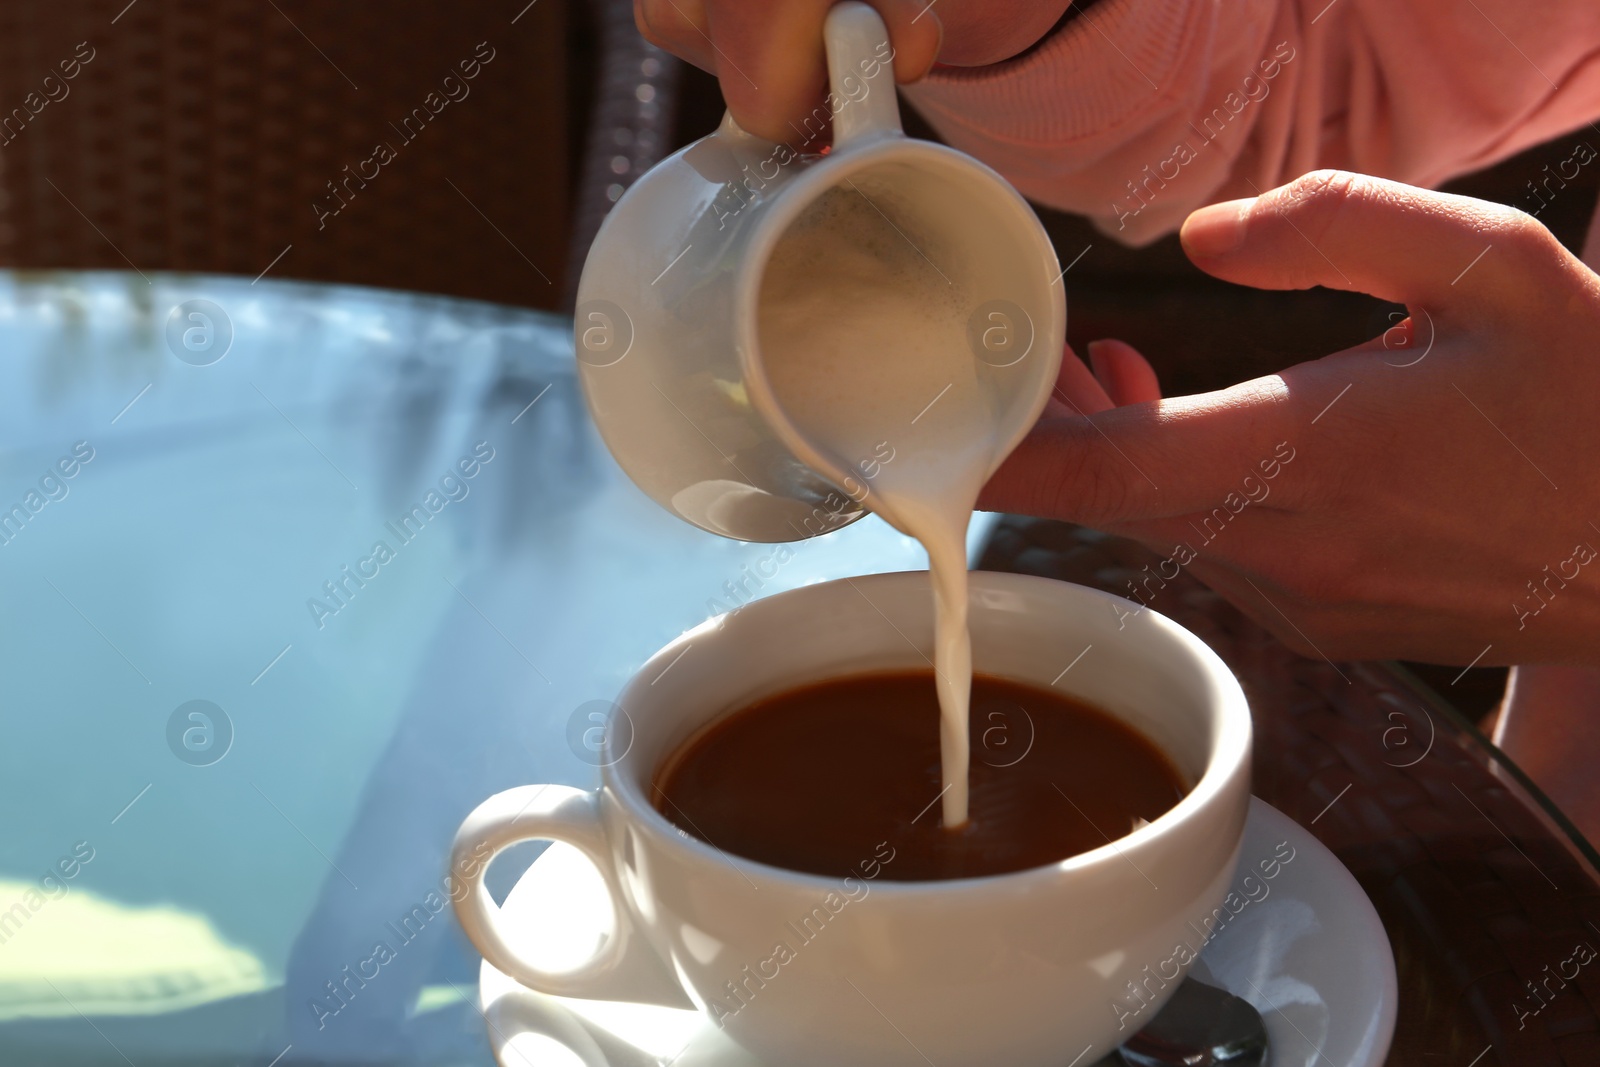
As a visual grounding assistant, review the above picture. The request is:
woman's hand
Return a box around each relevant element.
[632,0,1071,144]
[981,171,1600,668]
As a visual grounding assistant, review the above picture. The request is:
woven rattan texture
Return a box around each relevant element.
[561,0,680,308]
[0,1,568,307]
[978,516,1600,1067]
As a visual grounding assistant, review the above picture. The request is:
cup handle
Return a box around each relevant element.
[714,1,902,150]
[451,785,691,1008]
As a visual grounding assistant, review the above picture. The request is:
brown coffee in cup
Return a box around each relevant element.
[653,670,1186,881]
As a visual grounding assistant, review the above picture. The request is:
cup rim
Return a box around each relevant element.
[731,137,1066,525]
[603,569,1252,895]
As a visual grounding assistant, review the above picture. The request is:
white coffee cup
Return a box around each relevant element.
[452,571,1252,1067]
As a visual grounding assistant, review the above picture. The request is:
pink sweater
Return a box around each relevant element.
[902,0,1600,245]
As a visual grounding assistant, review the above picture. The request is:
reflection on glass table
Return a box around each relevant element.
[0,272,976,1066]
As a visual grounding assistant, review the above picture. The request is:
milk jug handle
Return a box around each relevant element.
[715,2,903,150]
[824,2,904,149]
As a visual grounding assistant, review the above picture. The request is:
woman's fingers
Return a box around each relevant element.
[1086,338,1162,407]
[1040,338,1159,419]
[634,0,715,72]
[979,371,1305,527]
[1042,343,1115,418]
[636,0,941,145]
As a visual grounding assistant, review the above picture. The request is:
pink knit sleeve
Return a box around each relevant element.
[900,0,1600,245]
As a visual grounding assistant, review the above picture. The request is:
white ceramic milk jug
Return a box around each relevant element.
[573,2,1065,542]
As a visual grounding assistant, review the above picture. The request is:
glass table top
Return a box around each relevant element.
[1,271,1594,1067]
[0,271,985,1067]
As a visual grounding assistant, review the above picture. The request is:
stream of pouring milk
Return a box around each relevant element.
[759,185,1013,829]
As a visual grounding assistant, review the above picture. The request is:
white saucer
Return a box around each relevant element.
[478,797,1397,1067]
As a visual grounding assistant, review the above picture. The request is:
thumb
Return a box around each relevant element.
[1179,171,1570,314]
